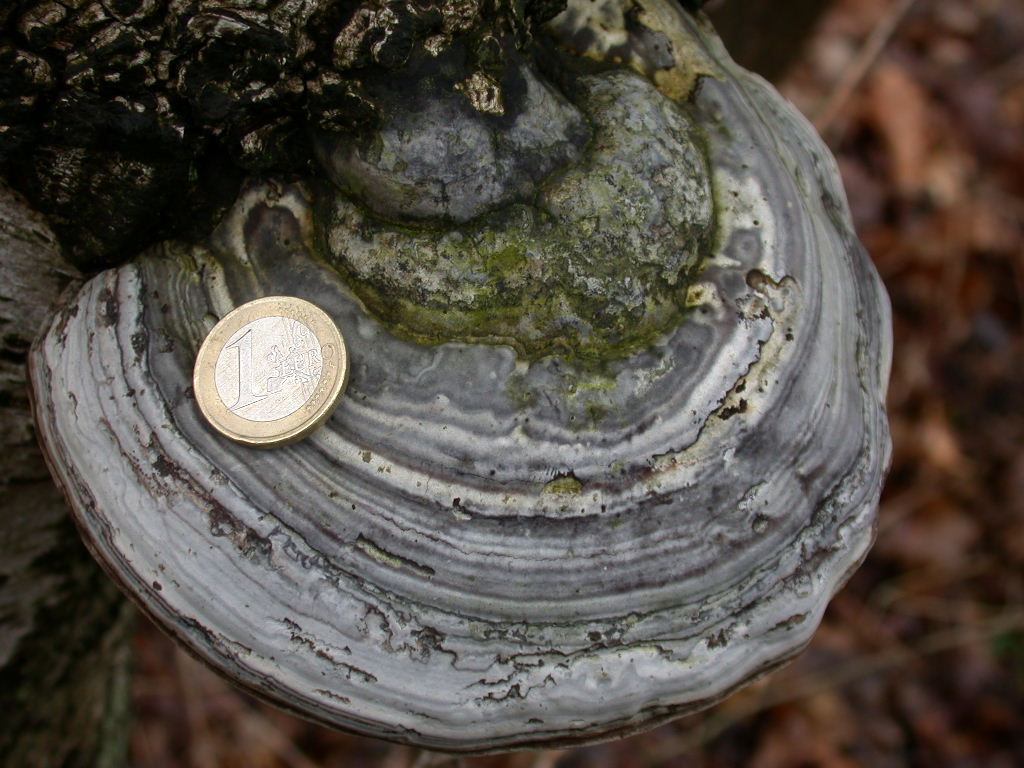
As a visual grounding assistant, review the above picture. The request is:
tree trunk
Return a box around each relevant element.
[0,184,134,768]
[707,0,832,81]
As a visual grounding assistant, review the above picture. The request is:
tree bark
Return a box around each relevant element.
[0,184,134,768]
[707,0,833,82]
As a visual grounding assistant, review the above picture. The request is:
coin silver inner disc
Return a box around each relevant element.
[213,315,324,422]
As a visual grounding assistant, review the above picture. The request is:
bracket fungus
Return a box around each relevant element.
[29,0,891,753]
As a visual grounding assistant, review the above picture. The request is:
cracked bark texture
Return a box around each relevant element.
[0,183,134,768]
[0,0,574,269]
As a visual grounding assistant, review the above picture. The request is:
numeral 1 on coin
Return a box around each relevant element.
[224,329,267,411]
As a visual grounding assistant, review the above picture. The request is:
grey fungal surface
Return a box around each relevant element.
[318,67,714,361]
[317,59,592,224]
[30,0,891,753]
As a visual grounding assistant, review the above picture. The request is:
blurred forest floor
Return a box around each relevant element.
[131,0,1024,765]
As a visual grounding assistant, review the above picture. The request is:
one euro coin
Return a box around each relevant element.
[193,296,349,447]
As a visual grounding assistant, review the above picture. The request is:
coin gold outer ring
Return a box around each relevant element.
[193,296,349,448]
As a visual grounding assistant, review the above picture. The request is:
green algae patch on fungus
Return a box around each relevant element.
[319,69,716,365]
